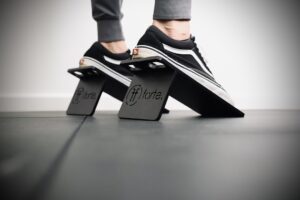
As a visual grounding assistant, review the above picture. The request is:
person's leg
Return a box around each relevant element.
[78,0,131,78]
[91,0,127,53]
[134,0,234,104]
[153,0,192,40]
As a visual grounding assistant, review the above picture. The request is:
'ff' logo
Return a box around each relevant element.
[72,88,84,104]
[125,85,142,106]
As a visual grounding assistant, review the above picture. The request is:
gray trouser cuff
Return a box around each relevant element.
[153,0,191,20]
[97,20,125,42]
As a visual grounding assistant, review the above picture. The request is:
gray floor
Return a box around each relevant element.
[0,110,299,200]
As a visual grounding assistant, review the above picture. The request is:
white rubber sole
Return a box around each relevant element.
[79,56,131,87]
[133,45,235,105]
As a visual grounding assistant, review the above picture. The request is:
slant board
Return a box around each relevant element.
[119,56,244,120]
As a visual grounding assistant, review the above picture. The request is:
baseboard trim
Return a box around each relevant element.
[0,94,297,112]
[0,94,191,112]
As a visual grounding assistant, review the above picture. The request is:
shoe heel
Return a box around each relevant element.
[79,58,89,68]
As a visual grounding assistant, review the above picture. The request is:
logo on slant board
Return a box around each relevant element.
[72,87,97,104]
[125,84,163,106]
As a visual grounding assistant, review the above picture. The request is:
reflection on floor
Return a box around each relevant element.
[0,110,299,200]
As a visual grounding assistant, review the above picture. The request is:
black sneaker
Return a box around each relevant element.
[80,42,132,86]
[133,25,234,105]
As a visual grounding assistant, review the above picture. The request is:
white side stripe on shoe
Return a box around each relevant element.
[83,57,131,86]
[162,43,213,76]
[103,56,122,65]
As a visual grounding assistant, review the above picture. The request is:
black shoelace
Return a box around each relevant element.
[191,36,213,75]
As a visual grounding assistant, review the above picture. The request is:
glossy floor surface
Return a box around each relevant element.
[0,110,299,200]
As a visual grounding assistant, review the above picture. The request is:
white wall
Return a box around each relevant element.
[0,0,300,112]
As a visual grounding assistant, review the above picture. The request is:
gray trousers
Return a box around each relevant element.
[91,0,191,42]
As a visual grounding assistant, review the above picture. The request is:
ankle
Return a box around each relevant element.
[153,20,191,41]
[101,40,128,54]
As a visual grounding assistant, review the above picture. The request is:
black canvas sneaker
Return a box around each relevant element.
[79,42,132,86]
[133,25,234,105]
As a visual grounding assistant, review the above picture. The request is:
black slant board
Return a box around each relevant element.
[119,56,244,120]
[67,67,129,116]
